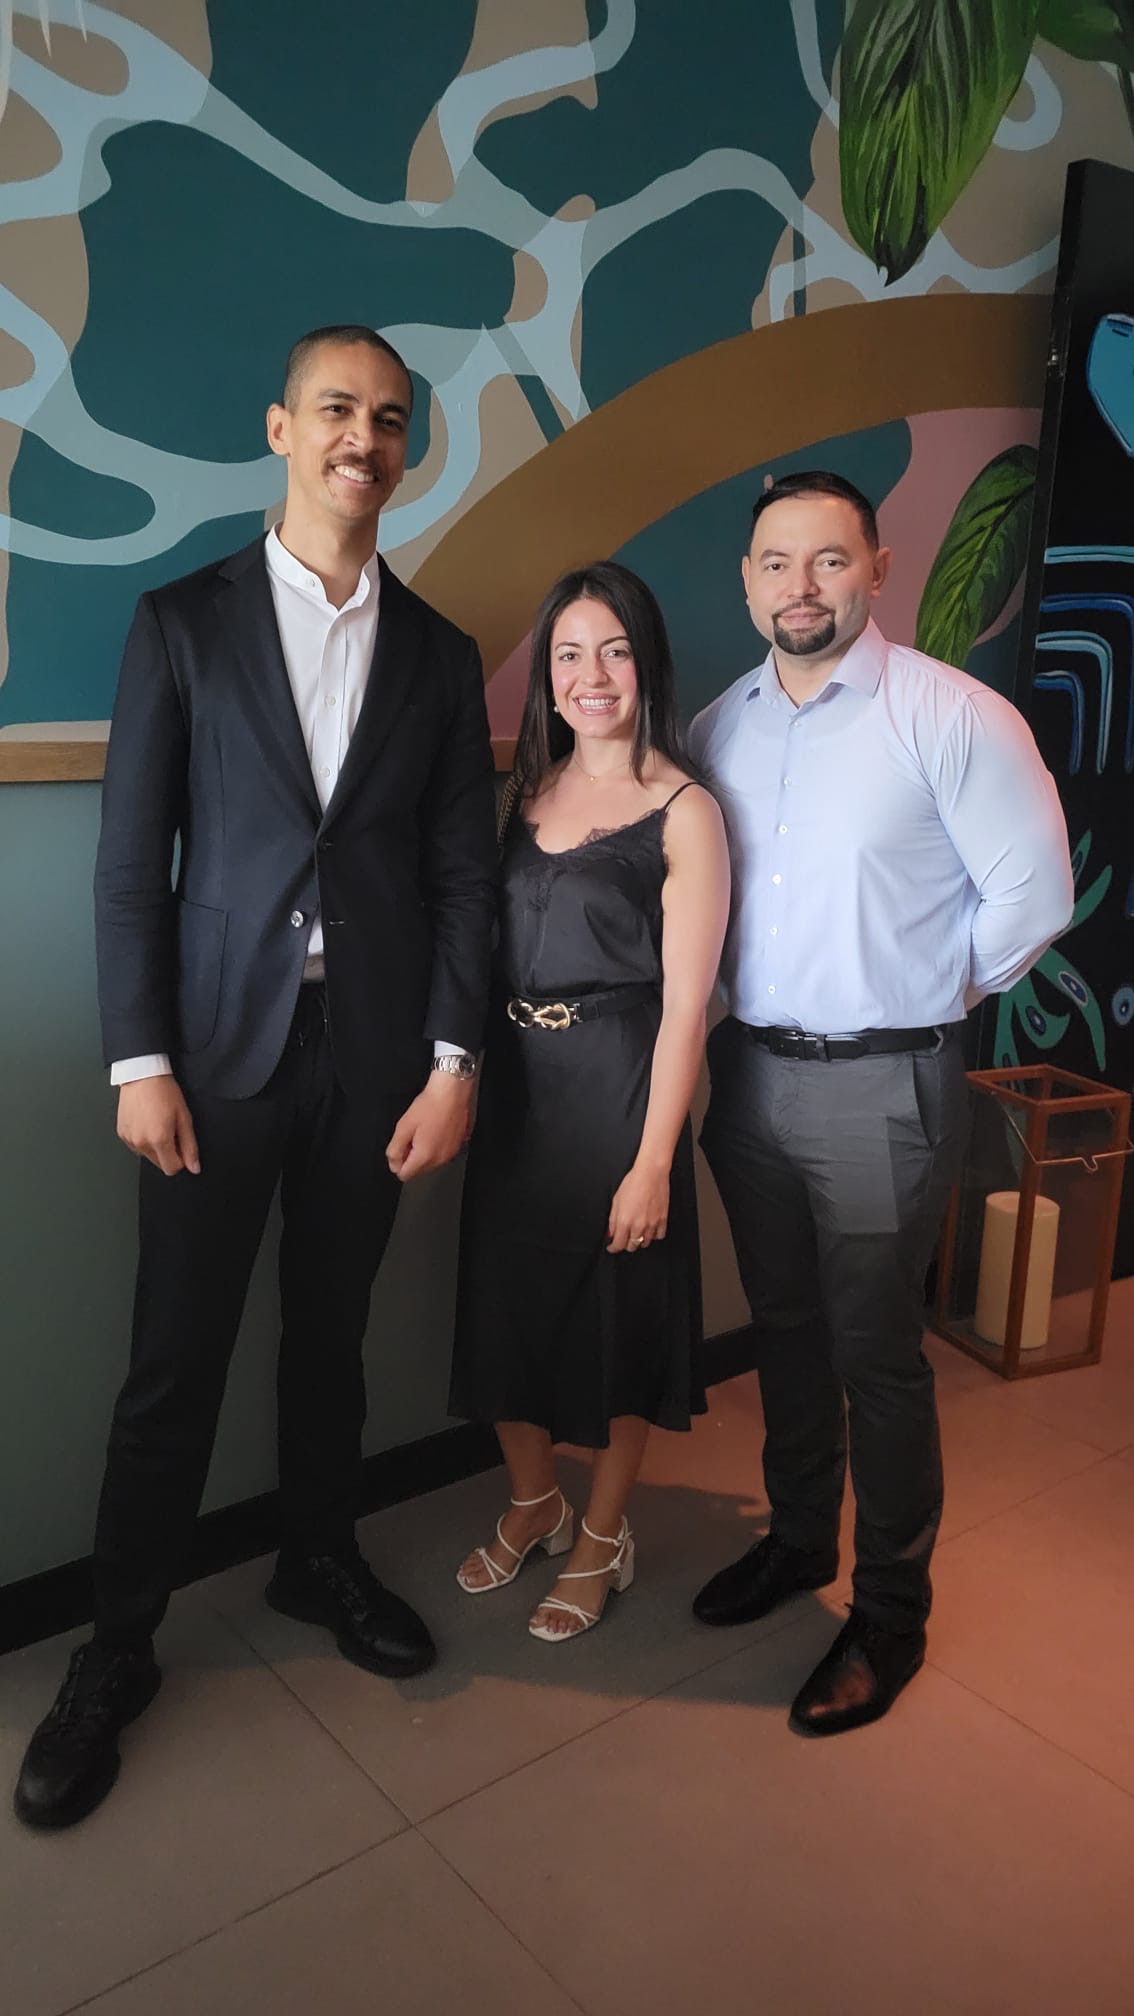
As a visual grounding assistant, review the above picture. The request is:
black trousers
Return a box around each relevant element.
[700,1018,969,1631]
[92,987,403,1648]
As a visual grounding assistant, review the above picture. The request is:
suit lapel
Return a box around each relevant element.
[218,541,321,822]
[321,559,424,829]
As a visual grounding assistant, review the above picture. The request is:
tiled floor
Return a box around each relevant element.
[3,1288,1132,2016]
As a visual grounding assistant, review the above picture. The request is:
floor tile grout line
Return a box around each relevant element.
[921,1655,1134,1809]
[411,1823,591,2016]
[972,1385,1132,1459]
[412,1602,821,1828]
[419,1823,594,2014]
[57,1836,402,2016]
[933,1441,1119,1556]
[192,1589,417,1832]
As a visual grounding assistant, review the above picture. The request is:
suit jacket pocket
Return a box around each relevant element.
[175,897,227,1053]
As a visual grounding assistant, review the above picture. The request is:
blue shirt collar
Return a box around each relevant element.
[747,617,888,705]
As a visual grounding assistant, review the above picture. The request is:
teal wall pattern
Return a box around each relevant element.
[3,0,1133,762]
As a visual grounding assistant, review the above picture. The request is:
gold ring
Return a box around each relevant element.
[631,1236,644,1248]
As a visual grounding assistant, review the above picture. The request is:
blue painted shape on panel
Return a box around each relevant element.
[1046,545,1134,567]
[1035,631,1112,769]
[1032,670,1086,774]
[1039,592,1134,770]
[1113,984,1134,1026]
[611,419,911,719]
[1087,313,1134,455]
[1057,969,1090,1006]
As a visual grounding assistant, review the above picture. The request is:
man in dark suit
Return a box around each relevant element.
[15,325,497,1829]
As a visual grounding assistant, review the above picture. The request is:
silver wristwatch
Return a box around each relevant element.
[431,1052,479,1082]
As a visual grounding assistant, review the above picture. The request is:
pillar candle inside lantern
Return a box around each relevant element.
[974,1190,1060,1352]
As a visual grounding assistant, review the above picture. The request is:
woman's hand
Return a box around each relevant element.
[607,1159,669,1253]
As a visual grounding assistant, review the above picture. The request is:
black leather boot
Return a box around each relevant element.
[14,1641,161,1828]
[266,1545,436,1677]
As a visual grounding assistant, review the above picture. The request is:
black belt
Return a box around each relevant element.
[507,983,658,1031]
[739,1020,959,1061]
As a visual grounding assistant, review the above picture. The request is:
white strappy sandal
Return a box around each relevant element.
[528,1516,635,1641]
[456,1486,574,1594]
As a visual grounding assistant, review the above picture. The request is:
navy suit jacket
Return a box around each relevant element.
[94,536,497,1112]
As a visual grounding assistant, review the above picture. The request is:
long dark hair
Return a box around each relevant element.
[513,560,695,798]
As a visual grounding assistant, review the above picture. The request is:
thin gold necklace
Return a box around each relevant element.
[571,751,632,784]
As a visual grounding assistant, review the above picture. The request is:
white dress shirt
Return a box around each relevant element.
[112,529,463,1084]
[688,619,1075,1033]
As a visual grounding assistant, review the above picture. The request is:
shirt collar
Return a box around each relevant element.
[265,525,380,613]
[747,617,887,706]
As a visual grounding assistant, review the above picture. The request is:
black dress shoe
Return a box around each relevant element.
[789,1611,926,1737]
[14,1641,161,1829]
[265,1546,436,1678]
[692,1533,838,1627]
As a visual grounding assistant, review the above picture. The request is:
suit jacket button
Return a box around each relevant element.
[290,909,305,928]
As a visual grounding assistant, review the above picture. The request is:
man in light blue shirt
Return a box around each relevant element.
[689,470,1073,1737]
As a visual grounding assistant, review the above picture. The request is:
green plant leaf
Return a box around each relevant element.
[840,0,1041,282]
[915,444,1038,667]
[1037,0,1134,63]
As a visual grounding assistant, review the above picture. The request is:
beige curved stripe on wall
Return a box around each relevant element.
[411,292,1050,767]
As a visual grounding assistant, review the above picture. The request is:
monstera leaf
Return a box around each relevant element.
[915,445,1038,667]
[840,0,1040,282]
[1037,0,1134,61]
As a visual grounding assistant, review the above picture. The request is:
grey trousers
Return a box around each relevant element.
[700,1019,969,1630]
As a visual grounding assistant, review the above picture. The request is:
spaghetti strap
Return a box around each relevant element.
[660,780,697,813]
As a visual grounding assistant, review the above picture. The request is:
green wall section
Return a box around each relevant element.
[0,787,463,1585]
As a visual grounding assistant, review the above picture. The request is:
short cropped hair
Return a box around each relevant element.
[281,325,413,412]
[748,470,878,550]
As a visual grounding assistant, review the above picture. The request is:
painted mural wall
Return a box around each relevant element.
[0,0,1132,1075]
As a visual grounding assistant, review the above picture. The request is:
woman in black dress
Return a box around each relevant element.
[450,562,730,1641]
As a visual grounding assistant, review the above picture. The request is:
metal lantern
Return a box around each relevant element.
[935,1066,1131,1379]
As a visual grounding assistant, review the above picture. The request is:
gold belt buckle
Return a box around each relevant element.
[534,1000,576,1030]
[507,997,577,1031]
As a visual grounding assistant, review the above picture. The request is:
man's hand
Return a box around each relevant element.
[386,1072,475,1183]
[117,1074,201,1177]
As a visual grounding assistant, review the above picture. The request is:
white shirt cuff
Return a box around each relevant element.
[111,1055,173,1086]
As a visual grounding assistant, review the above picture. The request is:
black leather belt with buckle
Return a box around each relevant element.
[740,1021,959,1061]
[507,983,658,1031]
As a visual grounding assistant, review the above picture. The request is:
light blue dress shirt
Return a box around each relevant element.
[688,619,1075,1033]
